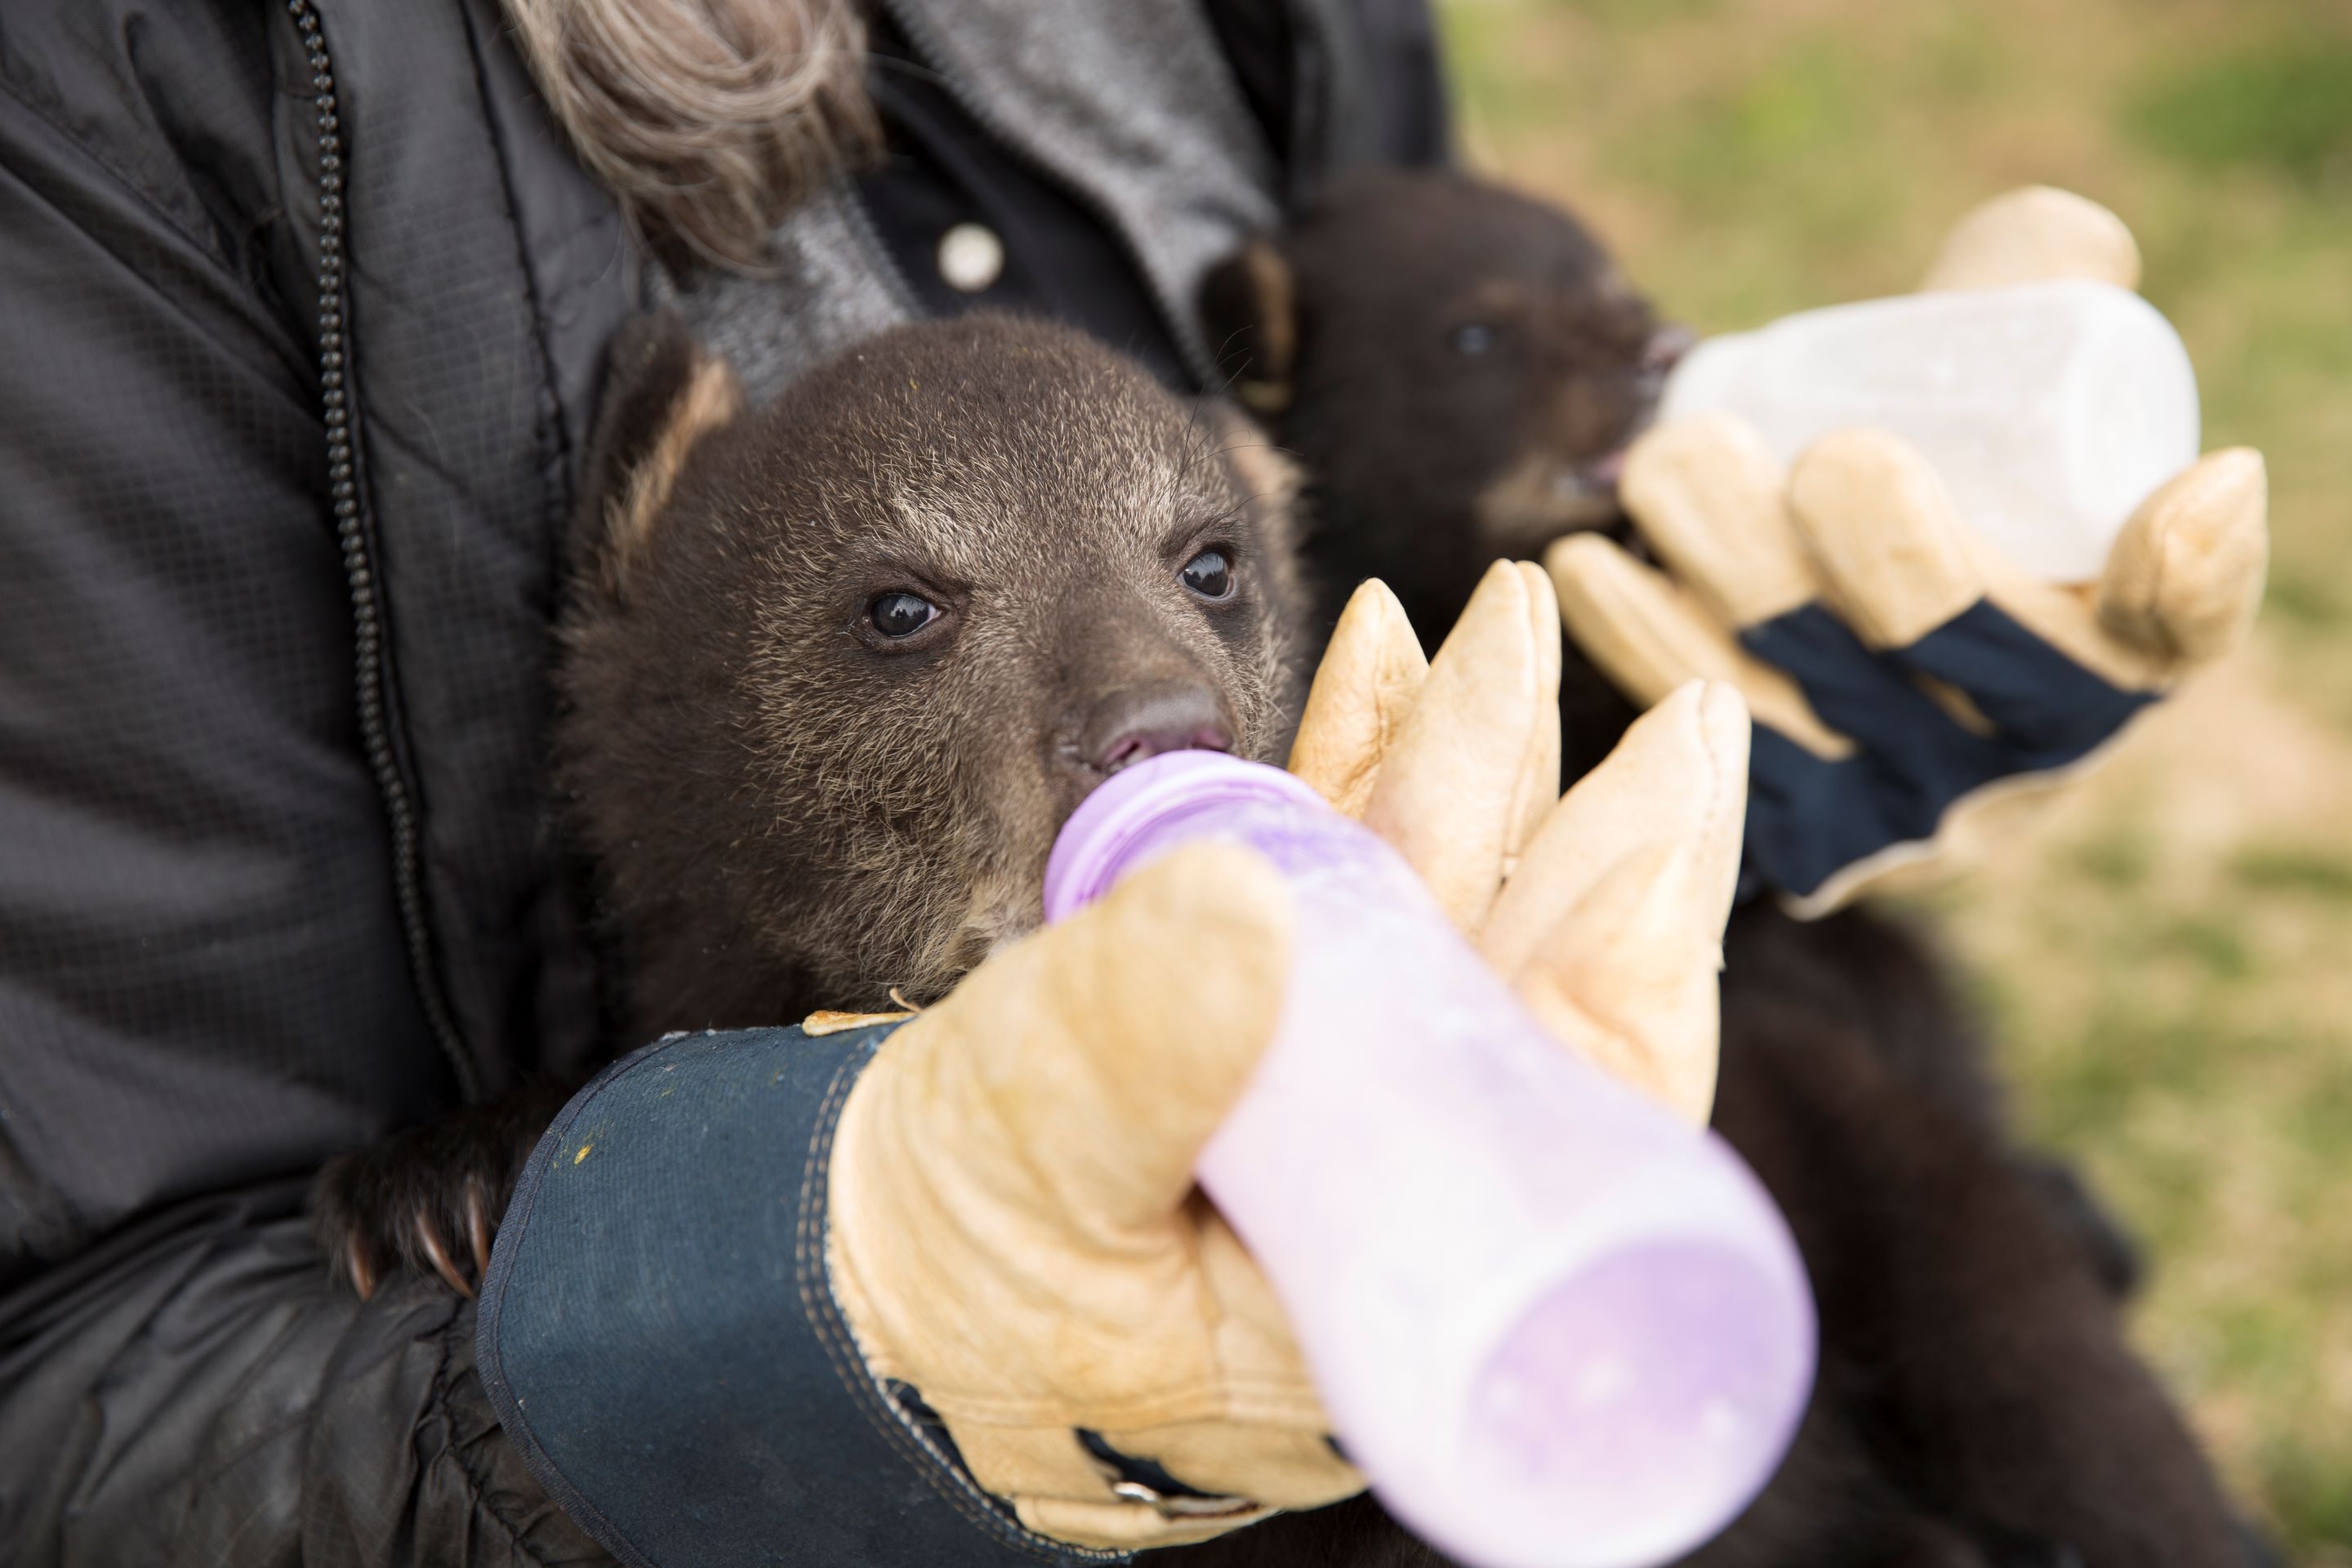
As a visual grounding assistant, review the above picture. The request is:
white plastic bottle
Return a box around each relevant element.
[1658,279,2200,581]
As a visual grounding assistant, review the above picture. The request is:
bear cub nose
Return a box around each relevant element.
[1081,681,1234,776]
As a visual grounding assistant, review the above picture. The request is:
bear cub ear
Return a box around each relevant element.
[575,310,743,605]
[1198,238,1299,417]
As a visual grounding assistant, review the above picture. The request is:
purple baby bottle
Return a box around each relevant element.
[1044,752,1815,1568]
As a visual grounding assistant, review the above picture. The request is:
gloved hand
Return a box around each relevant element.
[1289,561,1751,1126]
[824,564,1750,1552]
[825,842,1343,1552]
[1545,186,2269,915]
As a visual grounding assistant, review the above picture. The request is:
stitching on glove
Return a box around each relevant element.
[794,1034,1128,1563]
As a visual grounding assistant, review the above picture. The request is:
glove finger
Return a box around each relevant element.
[2096,448,2268,675]
[1483,680,1748,985]
[1919,185,2142,292]
[1360,560,1561,936]
[1488,684,1750,1127]
[1516,844,1724,1127]
[1787,428,1987,651]
[956,840,1295,1234]
[1619,413,1818,631]
[1548,532,1852,760]
[1286,577,1430,818]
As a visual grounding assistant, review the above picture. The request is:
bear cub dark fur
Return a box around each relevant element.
[1163,169,2260,1568]
[557,311,1305,1034]
[313,310,1307,1298]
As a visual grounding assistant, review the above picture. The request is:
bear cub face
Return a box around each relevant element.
[1201,167,1684,646]
[559,313,1304,1037]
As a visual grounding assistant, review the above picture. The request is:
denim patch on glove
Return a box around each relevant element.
[1740,599,2152,901]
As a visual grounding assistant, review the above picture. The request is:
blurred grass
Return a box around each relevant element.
[1434,0,2352,1557]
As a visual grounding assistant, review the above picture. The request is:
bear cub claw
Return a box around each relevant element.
[310,1085,571,1301]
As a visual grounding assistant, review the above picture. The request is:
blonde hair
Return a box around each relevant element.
[502,0,877,271]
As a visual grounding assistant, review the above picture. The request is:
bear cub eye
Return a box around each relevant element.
[1181,546,1235,601]
[1450,323,1499,357]
[868,590,940,638]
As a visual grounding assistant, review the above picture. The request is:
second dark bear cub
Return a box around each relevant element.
[1166,171,2256,1568]
[314,310,1307,1294]
[1199,167,1682,780]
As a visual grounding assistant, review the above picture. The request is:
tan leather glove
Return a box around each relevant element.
[1290,561,1752,1126]
[825,841,1355,1552]
[1548,186,2268,916]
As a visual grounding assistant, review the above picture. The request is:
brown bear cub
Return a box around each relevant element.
[1167,168,2259,1568]
[557,310,1304,1034]
[312,310,1306,1297]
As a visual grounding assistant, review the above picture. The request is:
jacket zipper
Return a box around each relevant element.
[287,0,479,1102]
[871,0,1225,389]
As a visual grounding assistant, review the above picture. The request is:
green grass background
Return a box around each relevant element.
[1432,0,2352,1555]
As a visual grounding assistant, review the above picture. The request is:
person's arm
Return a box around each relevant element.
[0,23,602,1561]
[0,14,1003,1563]
[1,1090,1083,1568]
[0,1188,608,1566]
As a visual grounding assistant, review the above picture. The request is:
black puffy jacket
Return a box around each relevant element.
[0,3,1441,1563]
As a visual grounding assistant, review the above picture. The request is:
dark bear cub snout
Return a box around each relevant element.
[1080,680,1236,777]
